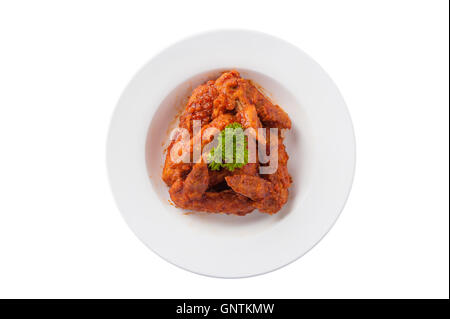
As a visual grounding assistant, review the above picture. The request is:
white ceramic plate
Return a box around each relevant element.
[107,30,355,278]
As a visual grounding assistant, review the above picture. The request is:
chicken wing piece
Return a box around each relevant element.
[168,163,209,205]
[265,138,291,189]
[225,175,272,201]
[192,191,254,216]
[182,163,209,200]
[225,175,284,214]
[179,81,218,133]
[235,98,263,134]
[215,70,291,129]
[224,171,285,214]
[162,139,192,186]
[225,134,291,214]
[211,71,239,119]
[214,70,240,94]
[207,162,259,188]
[244,80,292,129]
[199,191,255,216]
[163,82,220,186]
[170,180,254,216]
[215,71,265,143]
[255,135,292,214]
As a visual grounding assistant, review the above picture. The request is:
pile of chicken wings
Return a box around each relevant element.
[162,70,292,215]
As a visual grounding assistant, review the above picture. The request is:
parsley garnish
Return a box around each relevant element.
[207,123,248,171]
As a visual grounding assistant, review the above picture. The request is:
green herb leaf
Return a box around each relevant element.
[207,122,248,171]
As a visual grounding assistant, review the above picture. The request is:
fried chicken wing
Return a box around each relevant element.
[179,81,218,133]
[244,80,292,129]
[169,163,208,206]
[214,71,265,144]
[225,175,272,201]
[208,162,259,188]
[170,179,254,216]
[182,163,209,200]
[162,139,192,186]
[163,82,218,186]
[225,133,292,214]
[255,134,292,214]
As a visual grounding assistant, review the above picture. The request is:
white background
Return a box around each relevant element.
[0,0,448,299]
